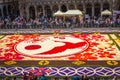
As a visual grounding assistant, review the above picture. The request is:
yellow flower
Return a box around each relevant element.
[4,61,17,65]
[14,33,20,35]
[38,60,49,66]
[116,39,120,43]
[53,33,59,36]
[74,32,81,34]
[94,32,100,35]
[72,61,86,66]
[106,61,119,66]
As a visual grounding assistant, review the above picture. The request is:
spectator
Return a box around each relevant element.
[40,75,47,80]
[82,74,88,80]
[28,72,34,80]
[113,76,117,80]
[23,73,28,80]
[73,75,80,80]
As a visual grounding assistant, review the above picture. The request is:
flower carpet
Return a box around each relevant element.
[0,33,120,76]
[0,33,120,61]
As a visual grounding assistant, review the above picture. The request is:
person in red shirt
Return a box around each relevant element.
[23,73,28,80]
[28,72,34,80]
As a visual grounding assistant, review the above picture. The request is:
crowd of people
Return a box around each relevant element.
[1,73,118,80]
[22,72,47,80]
[0,15,120,30]
[21,74,119,80]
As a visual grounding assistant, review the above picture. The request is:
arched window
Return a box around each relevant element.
[94,3,100,17]
[37,5,43,17]
[3,6,7,17]
[8,5,12,16]
[52,5,59,12]
[29,6,35,19]
[103,2,110,10]
[69,4,75,10]
[77,4,83,11]
[61,5,67,12]
[44,5,52,18]
[86,3,92,16]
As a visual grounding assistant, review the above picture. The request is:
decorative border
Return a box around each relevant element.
[0,67,120,76]
[0,60,120,67]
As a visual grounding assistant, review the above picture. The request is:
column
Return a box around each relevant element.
[50,6,53,17]
[1,6,4,17]
[0,6,3,17]
[112,0,115,11]
[26,6,29,20]
[83,3,86,15]
[74,4,77,9]
[58,5,61,11]
[109,3,112,11]
[6,5,8,16]
[42,5,45,16]
[19,5,23,17]
[34,5,37,18]
[92,3,94,17]
[100,2,103,17]
[66,4,69,10]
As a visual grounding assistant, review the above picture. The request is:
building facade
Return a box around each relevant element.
[0,0,120,20]
[0,0,19,19]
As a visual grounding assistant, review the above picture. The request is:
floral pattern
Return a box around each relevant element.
[38,60,49,66]
[4,61,17,65]
[29,67,52,76]
[72,61,86,66]
[0,33,119,60]
[106,60,119,66]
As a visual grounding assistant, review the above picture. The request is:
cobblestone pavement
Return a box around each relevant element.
[0,28,120,34]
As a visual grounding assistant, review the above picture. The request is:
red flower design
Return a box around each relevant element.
[91,34,104,41]
[13,53,24,60]
[80,34,89,38]
[90,42,99,46]
[29,69,36,73]
[29,67,52,76]
[69,53,97,60]
[0,53,23,60]
[38,68,44,70]
[72,33,80,38]
[7,36,21,41]
[98,52,116,58]
[6,43,15,47]
[0,48,2,52]
[36,72,42,76]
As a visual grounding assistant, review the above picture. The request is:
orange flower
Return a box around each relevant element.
[69,53,97,60]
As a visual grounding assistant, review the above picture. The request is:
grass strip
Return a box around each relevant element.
[0,35,6,40]
[108,34,120,50]
[114,33,120,39]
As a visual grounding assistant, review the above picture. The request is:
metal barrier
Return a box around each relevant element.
[0,23,120,30]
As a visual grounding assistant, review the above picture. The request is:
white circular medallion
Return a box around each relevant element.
[14,36,89,58]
